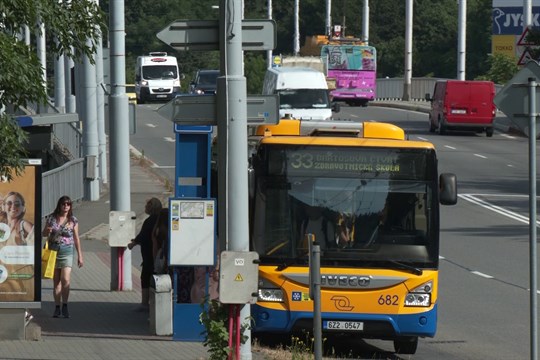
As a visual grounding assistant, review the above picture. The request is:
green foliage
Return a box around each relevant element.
[199,298,250,360]
[475,53,519,84]
[0,114,28,181]
[0,0,106,177]
[245,53,267,94]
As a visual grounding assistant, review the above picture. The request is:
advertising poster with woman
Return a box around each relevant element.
[0,163,41,303]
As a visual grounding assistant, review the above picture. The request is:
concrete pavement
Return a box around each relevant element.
[0,154,267,360]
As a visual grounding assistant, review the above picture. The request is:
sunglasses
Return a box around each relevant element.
[62,202,71,206]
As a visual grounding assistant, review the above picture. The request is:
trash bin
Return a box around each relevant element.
[149,274,172,336]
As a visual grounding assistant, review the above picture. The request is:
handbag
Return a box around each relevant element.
[41,241,57,279]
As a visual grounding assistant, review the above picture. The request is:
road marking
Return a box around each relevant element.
[474,153,487,159]
[146,124,157,128]
[501,134,516,139]
[416,136,428,141]
[507,164,515,167]
[151,165,175,169]
[164,137,175,142]
[444,145,456,150]
[459,194,538,225]
[471,271,494,279]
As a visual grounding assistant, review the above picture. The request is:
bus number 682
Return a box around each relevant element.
[378,294,399,305]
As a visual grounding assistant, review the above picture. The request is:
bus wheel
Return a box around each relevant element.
[486,127,494,137]
[394,336,418,354]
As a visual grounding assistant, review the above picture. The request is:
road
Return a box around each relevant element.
[131,102,538,359]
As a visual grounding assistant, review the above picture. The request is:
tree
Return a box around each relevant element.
[475,53,519,85]
[0,0,106,180]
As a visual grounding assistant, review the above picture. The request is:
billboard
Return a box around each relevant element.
[0,161,42,304]
[492,0,540,61]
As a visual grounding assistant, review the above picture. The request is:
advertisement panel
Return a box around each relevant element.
[492,1,540,35]
[0,161,42,304]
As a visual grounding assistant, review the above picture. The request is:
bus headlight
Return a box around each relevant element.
[257,278,284,302]
[258,288,284,302]
[404,281,432,307]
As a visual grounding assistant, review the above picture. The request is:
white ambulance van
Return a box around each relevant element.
[262,67,339,121]
[135,52,181,104]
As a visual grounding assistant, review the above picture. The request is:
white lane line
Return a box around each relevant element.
[164,137,175,142]
[474,153,487,159]
[507,164,515,167]
[459,194,539,225]
[471,271,494,279]
[146,124,157,128]
[444,145,456,150]
[151,165,175,169]
[416,136,428,141]
[501,134,516,139]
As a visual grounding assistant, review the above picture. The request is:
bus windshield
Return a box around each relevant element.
[251,146,438,269]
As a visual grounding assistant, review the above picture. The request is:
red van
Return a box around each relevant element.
[426,80,496,137]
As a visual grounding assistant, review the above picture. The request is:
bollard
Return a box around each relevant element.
[149,274,172,336]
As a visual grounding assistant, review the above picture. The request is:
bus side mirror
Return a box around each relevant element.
[439,173,457,205]
[425,93,432,102]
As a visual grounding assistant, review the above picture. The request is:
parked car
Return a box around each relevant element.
[425,80,496,137]
[189,69,220,95]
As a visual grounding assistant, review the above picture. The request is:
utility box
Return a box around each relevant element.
[109,211,136,247]
[219,251,259,304]
[150,274,173,336]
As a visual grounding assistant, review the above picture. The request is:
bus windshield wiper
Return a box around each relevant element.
[386,260,423,276]
[276,254,307,271]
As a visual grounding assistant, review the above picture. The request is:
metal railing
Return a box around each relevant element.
[41,158,84,217]
[375,77,503,101]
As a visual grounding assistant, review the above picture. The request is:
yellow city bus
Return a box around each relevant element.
[248,119,457,354]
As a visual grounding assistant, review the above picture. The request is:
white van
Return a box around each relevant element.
[135,52,181,104]
[262,67,339,121]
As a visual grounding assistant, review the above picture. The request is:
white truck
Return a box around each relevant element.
[262,66,339,121]
[135,52,182,104]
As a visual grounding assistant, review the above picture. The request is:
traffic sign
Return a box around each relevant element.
[517,27,534,46]
[517,47,534,66]
[157,94,279,125]
[157,19,276,51]
[493,60,540,137]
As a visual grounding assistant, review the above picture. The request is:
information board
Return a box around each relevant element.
[169,198,216,266]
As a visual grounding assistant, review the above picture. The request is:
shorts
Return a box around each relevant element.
[55,244,74,268]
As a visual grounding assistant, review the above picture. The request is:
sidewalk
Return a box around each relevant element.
[0,155,264,360]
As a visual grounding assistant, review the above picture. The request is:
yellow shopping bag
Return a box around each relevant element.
[41,242,57,279]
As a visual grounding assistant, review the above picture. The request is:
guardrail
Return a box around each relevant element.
[375,77,503,101]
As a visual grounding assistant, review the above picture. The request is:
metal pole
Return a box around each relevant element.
[403,0,413,101]
[220,0,250,357]
[528,77,538,360]
[326,0,332,37]
[312,242,322,360]
[36,20,47,112]
[54,51,66,113]
[362,0,369,44]
[294,0,300,56]
[81,37,100,201]
[109,0,132,291]
[267,0,273,68]
[457,0,466,80]
[524,0,532,30]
